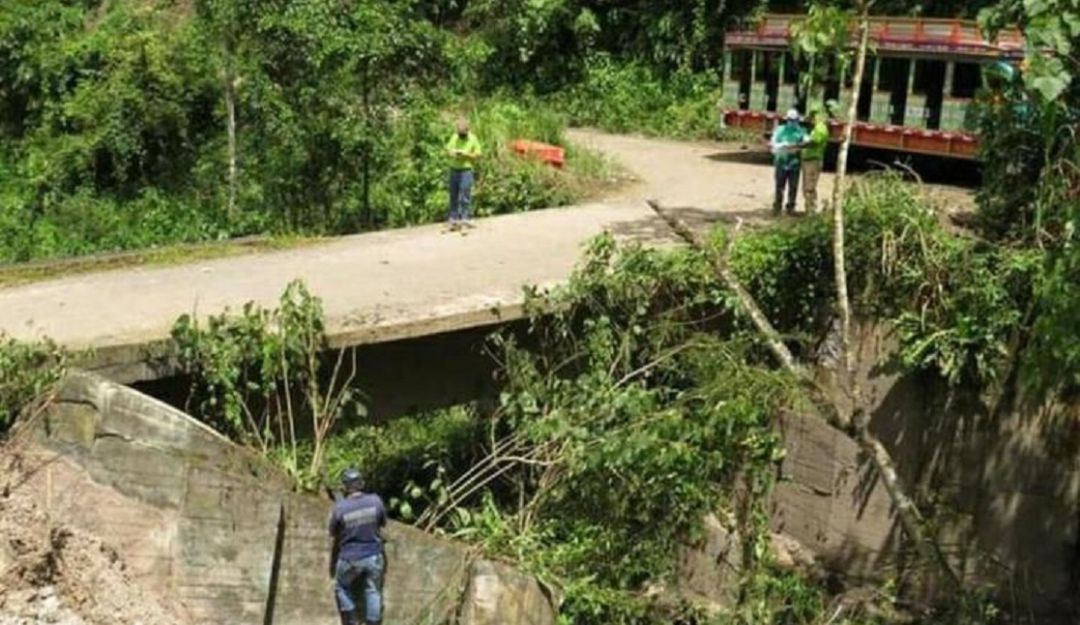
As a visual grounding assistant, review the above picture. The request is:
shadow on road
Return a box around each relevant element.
[704,150,772,166]
[607,205,787,243]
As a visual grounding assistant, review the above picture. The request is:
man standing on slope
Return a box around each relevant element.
[329,467,387,625]
[800,106,829,214]
[446,116,482,228]
[770,109,807,215]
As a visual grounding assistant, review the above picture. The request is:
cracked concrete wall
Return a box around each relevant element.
[15,370,556,625]
[770,410,899,578]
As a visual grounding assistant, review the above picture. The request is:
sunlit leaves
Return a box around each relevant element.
[0,334,66,434]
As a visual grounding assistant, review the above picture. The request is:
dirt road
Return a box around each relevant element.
[0,130,971,375]
[568,129,835,211]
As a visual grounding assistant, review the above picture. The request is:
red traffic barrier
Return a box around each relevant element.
[510,139,566,168]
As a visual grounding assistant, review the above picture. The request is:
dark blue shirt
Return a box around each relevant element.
[328,492,386,561]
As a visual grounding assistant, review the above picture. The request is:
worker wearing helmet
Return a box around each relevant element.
[770,109,808,215]
[800,106,829,213]
[329,467,387,625]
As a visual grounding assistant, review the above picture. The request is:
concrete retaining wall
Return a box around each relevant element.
[770,322,1080,616]
[15,370,556,625]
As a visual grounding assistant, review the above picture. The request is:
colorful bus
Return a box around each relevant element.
[720,14,1025,159]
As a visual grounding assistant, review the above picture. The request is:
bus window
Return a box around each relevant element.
[723,50,751,109]
[783,52,799,84]
[777,52,799,114]
[941,62,980,130]
[877,57,908,125]
[951,62,981,98]
[856,56,876,121]
[914,59,945,129]
[764,52,781,112]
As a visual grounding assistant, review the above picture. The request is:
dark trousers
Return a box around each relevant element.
[774,165,800,213]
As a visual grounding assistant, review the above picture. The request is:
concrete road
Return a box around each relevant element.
[0,130,967,380]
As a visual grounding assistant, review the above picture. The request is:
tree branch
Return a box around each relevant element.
[647,200,803,377]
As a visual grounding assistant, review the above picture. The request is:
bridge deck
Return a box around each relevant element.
[1,131,967,383]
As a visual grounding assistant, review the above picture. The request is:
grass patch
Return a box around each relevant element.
[0,235,318,288]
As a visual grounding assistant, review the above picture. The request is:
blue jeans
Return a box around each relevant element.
[335,553,384,622]
[774,165,800,213]
[448,169,474,221]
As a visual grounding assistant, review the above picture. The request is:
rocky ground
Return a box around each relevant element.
[0,459,187,625]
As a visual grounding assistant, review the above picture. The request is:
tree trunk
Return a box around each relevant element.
[225,53,238,220]
[647,200,802,376]
[361,57,372,229]
[831,3,871,386]
[827,4,958,587]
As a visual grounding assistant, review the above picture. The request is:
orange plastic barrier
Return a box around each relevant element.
[510,139,566,168]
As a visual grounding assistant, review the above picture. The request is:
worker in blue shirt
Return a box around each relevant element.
[770,109,808,215]
[329,467,387,625]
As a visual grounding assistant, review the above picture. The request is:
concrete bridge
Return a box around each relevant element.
[0,132,815,385]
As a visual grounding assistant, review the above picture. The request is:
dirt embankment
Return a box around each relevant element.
[0,460,187,625]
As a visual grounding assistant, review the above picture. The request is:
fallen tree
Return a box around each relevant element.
[646,199,960,589]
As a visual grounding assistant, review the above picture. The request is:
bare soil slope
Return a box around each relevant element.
[0,460,188,625]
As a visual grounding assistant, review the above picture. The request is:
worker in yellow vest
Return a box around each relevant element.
[445,117,483,229]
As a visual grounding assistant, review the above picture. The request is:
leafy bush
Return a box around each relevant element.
[0,334,66,435]
[726,175,1038,387]
[549,57,723,139]
[172,281,361,486]
[315,406,486,519]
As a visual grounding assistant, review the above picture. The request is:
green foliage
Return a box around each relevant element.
[172,280,361,485]
[0,334,66,435]
[976,0,1080,391]
[354,233,795,623]
[317,406,486,520]
[789,3,854,99]
[462,0,763,88]
[975,0,1079,241]
[0,1,614,263]
[726,175,1037,388]
[729,215,833,345]
[312,173,1042,623]
[550,58,724,139]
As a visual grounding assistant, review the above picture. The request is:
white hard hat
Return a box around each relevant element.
[785,109,800,121]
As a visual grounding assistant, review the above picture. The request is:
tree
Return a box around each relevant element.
[196,0,257,219]
[790,3,853,103]
[979,0,1080,390]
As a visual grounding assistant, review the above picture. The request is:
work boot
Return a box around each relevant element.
[340,611,361,625]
